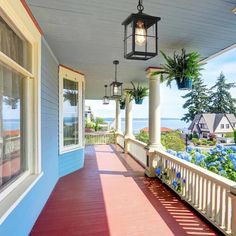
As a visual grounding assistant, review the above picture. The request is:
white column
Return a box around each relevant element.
[125,93,134,139]
[146,68,162,150]
[115,99,121,132]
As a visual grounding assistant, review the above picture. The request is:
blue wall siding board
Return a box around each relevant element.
[59,149,84,177]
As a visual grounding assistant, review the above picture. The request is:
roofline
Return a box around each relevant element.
[20,0,44,36]
[59,64,85,76]
[201,44,236,63]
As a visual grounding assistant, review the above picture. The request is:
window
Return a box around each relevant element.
[59,66,84,153]
[221,124,224,129]
[0,16,34,191]
[226,124,230,129]
[0,1,41,220]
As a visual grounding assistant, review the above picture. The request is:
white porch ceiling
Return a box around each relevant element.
[26,0,236,99]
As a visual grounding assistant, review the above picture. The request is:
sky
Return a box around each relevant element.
[85,48,236,119]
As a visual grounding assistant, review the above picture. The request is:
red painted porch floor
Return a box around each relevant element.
[30,145,222,236]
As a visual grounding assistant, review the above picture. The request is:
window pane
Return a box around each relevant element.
[63,78,79,147]
[0,65,25,189]
[0,16,31,72]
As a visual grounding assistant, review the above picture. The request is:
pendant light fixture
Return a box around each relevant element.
[122,0,161,60]
[103,85,109,105]
[110,60,123,98]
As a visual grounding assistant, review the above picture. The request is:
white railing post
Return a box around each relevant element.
[115,98,121,132]
[124,92,134,153]
[231,185,236,235]
[145,67,163,177]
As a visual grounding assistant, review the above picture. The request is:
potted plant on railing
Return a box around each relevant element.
[119,97,126,110]
[153,49,204,90]
[128,82,149,104]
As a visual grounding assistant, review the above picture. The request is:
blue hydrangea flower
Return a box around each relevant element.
[196,148,201,153]
[221,151,227,156]
[155,167,161,176]
[219,170,227,176]
[182,179,186,184]
[167,149,177,156]
[230,146,236,152]
[176,172,181,179]
[218,165,223,171]
[187,146,194,153]
[172,180,178,188]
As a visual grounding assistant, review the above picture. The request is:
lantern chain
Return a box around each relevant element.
[137,0,144,13]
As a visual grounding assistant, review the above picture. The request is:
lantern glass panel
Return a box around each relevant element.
[103,96,109,105]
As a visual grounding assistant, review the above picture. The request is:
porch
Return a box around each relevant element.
[30,145,220,236]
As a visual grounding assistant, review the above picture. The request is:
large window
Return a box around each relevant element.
[59,66,84,153]
[0,2,40,200]
[0,16,32,191]
[0,65,25,189]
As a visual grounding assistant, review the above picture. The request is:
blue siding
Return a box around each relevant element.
[0,40,59,236]
[0,39,85,236]
[59,148,85,177]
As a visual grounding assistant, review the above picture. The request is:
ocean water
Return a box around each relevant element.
[3,118,189,134]
[105,118,189,134]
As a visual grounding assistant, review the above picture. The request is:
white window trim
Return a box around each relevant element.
[0,0,42,223]
[59,66,85,154]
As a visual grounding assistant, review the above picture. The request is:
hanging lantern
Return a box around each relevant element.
[110,60,123,98]
[103,85,110,105]
[122,0,161,60]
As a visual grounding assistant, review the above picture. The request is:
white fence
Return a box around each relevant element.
[85,133,115,145]
[116,133,125,148]
[116,134,236,236]
[126,138,147,167]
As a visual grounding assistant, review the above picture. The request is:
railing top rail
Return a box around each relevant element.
[127,137,146,148]
[158,149,236,188]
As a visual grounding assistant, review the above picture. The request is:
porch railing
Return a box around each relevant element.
[116,134,236,236]
[85,132,115,145]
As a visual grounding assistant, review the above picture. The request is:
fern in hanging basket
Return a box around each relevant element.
[152,49,204,90]
[128,82,149,104]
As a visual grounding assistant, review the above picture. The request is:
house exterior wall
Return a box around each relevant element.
[0,38,85,235]
[215,116,234,136]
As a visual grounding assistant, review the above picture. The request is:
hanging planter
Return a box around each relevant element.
[152,49,204,90]
[128,82,148,104]
[176,77,193,90]
[135,98,144,104]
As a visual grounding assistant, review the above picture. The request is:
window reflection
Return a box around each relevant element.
[0,65,24,189]
[63,79,79,146]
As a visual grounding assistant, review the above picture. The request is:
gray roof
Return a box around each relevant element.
[189,113,236,133]
[226,114,236,123]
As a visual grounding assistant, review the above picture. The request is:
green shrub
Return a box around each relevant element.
[225,132,234,138]
[135,130,185,151]
[192,131,199,139]
[234,130,236,143]
[135,131,149,144]
[192,138,199,145]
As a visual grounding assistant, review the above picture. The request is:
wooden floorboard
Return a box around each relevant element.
[30,145,222,236]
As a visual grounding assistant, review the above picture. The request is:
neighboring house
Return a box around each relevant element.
[189,113,236,138]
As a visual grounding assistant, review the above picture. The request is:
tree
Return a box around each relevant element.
[181,78,209,122]
[209,73,236,115]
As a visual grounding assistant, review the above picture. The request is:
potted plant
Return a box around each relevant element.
[153,49,204,90]
[119,98,126,110]
[128,82,149,104]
